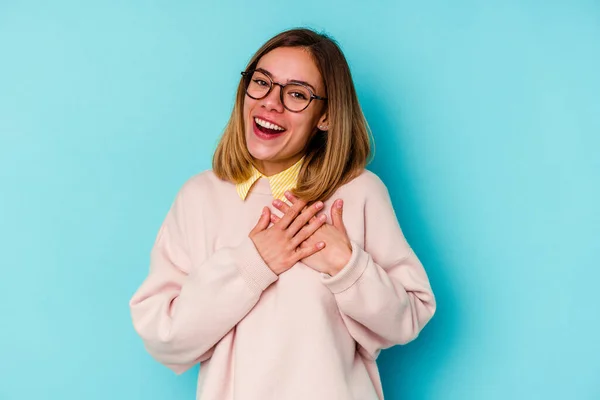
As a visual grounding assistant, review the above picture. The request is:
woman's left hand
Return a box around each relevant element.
[271,192,352,276]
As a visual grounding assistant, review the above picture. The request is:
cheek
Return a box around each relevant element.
[289,114,318,140]
[242,97,259,123]
[288,125,316,148]
[242,99,251,122]
[290,113,316,133]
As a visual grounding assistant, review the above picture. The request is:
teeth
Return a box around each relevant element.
[255,117,285,131]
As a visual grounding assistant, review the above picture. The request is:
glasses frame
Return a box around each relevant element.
[241,69,327,113]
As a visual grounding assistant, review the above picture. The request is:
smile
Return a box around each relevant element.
[254,117,286,131]
[253,118,287,140]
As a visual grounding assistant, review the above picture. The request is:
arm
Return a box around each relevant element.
[321,174,436,360]
[129,180,278,374]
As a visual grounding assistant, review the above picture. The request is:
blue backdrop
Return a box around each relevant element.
[1,1,599,399]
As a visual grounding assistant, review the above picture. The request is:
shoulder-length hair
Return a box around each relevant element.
[213,27,373,202]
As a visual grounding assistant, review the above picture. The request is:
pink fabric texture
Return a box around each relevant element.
[129,169,436,400]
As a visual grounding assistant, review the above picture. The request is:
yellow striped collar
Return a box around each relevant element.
[236,157,304,201]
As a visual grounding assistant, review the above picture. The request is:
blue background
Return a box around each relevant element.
[1,1,599,399]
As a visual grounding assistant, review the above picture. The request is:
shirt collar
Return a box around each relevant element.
[236,157,304,201]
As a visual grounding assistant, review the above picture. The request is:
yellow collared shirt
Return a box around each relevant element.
[236,158,303,201]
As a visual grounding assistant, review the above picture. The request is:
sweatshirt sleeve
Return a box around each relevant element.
[129,179,278,374]
[320,173,436,360]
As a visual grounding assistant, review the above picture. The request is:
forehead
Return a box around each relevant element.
[256,47,323,91]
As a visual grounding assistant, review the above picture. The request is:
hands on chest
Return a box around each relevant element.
[248,191,352,277]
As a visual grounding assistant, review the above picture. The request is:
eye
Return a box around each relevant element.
[253,79,269,87]
[289,91,308,100]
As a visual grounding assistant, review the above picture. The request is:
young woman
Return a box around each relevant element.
[130,28,436,400]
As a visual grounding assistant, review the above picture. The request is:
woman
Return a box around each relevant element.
[130,28,436,400]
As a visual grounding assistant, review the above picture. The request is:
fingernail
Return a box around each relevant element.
[337,199,343,209]
[273,199,281,207]
[320,214,327,221]
[315,201,323,209]
[317,242,325,249]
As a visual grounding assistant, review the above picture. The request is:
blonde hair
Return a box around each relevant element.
[213,28,373,202]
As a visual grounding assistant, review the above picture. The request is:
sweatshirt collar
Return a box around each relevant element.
[236,157,304,201]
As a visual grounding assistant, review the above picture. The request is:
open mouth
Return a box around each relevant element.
[254,117,286,136]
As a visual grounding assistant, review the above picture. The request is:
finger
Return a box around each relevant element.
[273,198,316,225]
[271,213,315,230]
[272,199,292,215]
[331,199,347,235]
[298,239,310,249]
[249,207,271,235]
[284,191,317,223]
[287,200,323,236]
[284,190,299,203]
[293,241,326,263]
[276,197,308,230]
[291,213,327,248]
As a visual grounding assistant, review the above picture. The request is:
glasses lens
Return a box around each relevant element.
[246,70,271,99]
[282,84,311,112]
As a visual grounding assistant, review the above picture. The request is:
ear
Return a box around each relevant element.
[316,113,329,132]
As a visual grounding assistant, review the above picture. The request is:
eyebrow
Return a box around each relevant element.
[256,67,318,94]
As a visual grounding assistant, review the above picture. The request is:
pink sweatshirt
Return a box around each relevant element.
[129,169,436,400]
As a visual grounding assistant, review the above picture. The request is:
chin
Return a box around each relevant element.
[246,132,280,161]
[247,146,278,163]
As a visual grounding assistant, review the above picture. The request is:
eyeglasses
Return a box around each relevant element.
[241,69,327,113]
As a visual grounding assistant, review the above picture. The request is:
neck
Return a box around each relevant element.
[254,155,303,177]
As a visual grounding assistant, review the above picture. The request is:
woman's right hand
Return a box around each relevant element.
[249,199,327,275]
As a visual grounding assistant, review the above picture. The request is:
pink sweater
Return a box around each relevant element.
[129,169,436,400]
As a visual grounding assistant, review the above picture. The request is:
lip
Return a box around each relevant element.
[252,118,286,140]
[253,115,286,130]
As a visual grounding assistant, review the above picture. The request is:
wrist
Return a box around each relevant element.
[328,244,352,276]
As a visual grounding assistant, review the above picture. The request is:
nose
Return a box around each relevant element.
[260,84,284,113]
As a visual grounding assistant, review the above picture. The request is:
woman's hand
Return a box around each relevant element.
[271,192,352,276]
[249,198,328,275]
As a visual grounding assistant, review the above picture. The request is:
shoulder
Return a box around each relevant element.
[337,169,391,200]
[175,170,234,205]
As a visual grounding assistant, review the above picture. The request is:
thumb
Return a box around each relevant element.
[331,199,347,234]
[250,207,271,235]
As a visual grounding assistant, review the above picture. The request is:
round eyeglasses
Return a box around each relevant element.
[241,69,327,113]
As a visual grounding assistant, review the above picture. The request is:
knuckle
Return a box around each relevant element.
[302,224,314,235]
[283,229,294,240]
[304,225,315,236]
[294,232,306,244]
[297,215,309,227]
